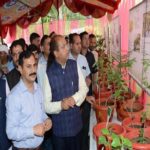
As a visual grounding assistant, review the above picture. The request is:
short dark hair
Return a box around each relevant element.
[89,34,96,39]
[19,50,34,66]
[80,31,88,40]
[30,33,40,43]
[28,44,39,53]
[10,40,24,54]
[47,35,62,69]
[69,33,79,44]
[18,38,28,50]
[41,35,49,46]
[49,31,56,38]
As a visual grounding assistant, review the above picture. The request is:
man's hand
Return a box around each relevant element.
[86,96,95,105]
[33,123,45,136]
[44,118,52,132]
[66,97,76,108]
[61,97,76,110]
[85,77,91,87]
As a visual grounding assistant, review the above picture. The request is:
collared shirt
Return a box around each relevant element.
[37,54,47,88]
[43,61,88,114]
[7,60,14,72]
[69,53,90,79]
[6,79,48,148]
[91,50,98,62]
[84,50,97,74]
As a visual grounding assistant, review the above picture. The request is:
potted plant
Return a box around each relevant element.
[125,112,150,149]
[98,128,132,150]
[93,107,126,150]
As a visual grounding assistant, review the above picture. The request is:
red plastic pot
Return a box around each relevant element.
[125,128,150,150]
[122,115,150,133]
[93,98,115,122]
[117,100,144,121]
[93,122,126,150]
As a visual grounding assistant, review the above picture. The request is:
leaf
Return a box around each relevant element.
[107,107,112,117]
[111,133,118,139]
[121,136,132,148]
[101,128,110,135]
[99,136,109,145]
[111,137,121,148]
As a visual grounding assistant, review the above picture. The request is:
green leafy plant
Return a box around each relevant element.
[96,36,106,52]
[135,112,147,144]
[99,128,132,150]
[142,57,150,89]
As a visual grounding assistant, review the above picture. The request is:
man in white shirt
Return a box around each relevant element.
[69,33,95,104]
[37,35,51,88]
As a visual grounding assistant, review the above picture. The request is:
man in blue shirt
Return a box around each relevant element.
[6,50,52,150]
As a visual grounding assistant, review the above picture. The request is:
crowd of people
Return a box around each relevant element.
[0,31,99,150]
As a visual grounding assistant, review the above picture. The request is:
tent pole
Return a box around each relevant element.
[41,17,44,35]
[40,0,44,35]
[0,15,4,44]
[57,0,59,33]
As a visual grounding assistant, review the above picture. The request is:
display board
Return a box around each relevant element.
[129,0,150,94]
[109,16,121,61]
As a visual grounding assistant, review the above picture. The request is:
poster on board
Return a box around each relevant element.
[109,16,121,61]
[129,0,150,93]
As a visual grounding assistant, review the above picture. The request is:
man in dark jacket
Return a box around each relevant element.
[0,77,11,150]
[6,40,24,90]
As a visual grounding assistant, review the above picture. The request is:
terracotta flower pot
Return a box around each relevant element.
[115,91,134,121]
[93,98,115,122]
[122,115,150,133]
[93,122,125,150]
[125,128,150,150]
[94,87,112,99]
[117,100,144,121]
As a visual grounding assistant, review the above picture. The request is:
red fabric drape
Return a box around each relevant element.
[64,0,81,13]
[0,0,9,7]
[64,0,113,18]
[53,0,63,10]
[1,0,53,38]
[17,0,53,28]
[1,0,121,38]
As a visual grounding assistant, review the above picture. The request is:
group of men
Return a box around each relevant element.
[0,31,98,150]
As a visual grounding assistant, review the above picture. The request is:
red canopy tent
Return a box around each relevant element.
[0,0,121,39]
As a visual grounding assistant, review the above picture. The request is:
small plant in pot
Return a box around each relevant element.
[122,111,150,133]
[93,107,127,150]
[93,106,129,150]
[107,55,141,121]
[125,112,150,150]
[99,128,132,150]
[93,55,115,122]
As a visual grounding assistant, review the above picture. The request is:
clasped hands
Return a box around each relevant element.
[33,118,52,137]
[61,97,76,110]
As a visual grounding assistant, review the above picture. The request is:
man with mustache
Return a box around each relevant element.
[6,50,52,150]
